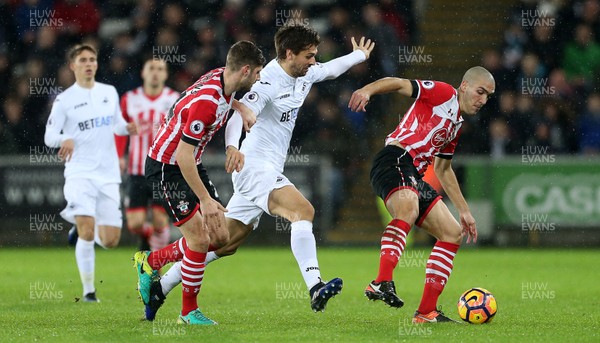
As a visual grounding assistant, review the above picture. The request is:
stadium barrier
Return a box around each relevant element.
[2,154,598,246]
[0,154,332,247]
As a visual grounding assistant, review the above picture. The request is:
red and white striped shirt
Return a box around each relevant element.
[148,68,234,165]
[116,86,179,175]
[385,80,463,174]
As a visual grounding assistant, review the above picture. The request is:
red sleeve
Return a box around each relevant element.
[115,94,129,157]
[180,95,218,145]
[415,80,456,107]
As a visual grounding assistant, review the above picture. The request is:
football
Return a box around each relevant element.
[457,287,497,324]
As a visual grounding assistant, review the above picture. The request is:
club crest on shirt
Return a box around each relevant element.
[431,127,449,148]
[245,91,258,102]
[190,120,204,134]
[177,200,190,215]
[421,80,435,89]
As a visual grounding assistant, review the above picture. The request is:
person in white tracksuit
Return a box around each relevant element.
[44,44,137,302]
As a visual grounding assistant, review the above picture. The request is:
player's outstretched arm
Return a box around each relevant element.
[317,36,374,81]
[433,156,477,244]
[348,78,413,112]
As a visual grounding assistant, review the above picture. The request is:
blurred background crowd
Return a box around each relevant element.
[0,0,599,223]
[465,0,600,157]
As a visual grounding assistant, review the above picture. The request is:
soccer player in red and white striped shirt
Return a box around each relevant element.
[133,41,264,325]
[349,66,495,323]
[116,58,180,251]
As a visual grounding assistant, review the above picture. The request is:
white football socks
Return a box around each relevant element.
[160,261,182,296]
[290,220,321,290]
[205,251,220,264]
[75,238,95,295]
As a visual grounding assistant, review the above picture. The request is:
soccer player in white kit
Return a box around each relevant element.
[148,25,374,317]
[116,58,179,251]
[44,44,137,302]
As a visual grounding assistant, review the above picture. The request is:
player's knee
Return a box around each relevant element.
[295,202,315,221]
[392,204,419,224]
[102,238,120,249]
[78,226,94,241]
[127,219,144,234]
[441,227,462,245]
[211,231,229,250]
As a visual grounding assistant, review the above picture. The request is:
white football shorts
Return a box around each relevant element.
[60,177,123,228]
[225,161,293,229]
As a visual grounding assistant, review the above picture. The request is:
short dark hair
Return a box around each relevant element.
[67,44,97,62]
[226,41,265,71]
[144,56,168,70]
[274,24,320,60]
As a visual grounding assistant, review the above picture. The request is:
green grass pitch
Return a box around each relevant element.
[0,246,598,342]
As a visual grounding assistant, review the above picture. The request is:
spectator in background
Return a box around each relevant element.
[526,22,560,70]
[513,95,536,145]
[0,50,12,101]
[3,95,31,153]
[101,53,138,95]
[303,96,357,223]
[562,24,600,91]
[379,0,412,45]
[53,0,100,41]
[579,93,600,154]
[548,68,575,101]
[327,7,350,45]
[15,0,53,47]
[160,2,194,49]
[30,26,64,75]
[489,118,513,159]
[516,52,547,91]
[531,101,575,153]
[502,21,528,70]
[481,48,514,94]
[362,3,400,78]
[579,0,600,39]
